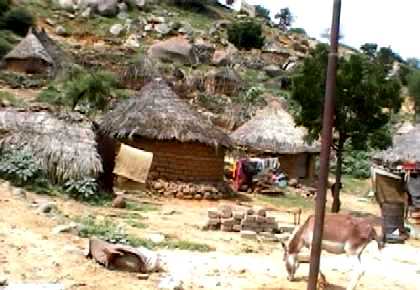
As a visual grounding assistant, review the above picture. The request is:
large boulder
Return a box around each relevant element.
[97,0,118,17]
[56,0,78,11]
[263,64,283,77]
[148,37,194,64]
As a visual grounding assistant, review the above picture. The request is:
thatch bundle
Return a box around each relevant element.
[374,124,420,165]
[100,79,232,148]
[230,106,320,154]
[0,109,102,183]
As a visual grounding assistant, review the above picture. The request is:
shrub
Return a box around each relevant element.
[0,91,26,107]
[227,21,265,50]
[289,27,307,35]
[330,149,371,179]
[63,178,98,200]
[0,0,10,16]
[0,36,12,58]
[0,7,35,36]
[255,5,270,20]
[0,150,45,186]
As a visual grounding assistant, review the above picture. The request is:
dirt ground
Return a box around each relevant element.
[1,180,420,290]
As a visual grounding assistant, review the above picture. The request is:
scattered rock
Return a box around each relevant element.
[97,0,119,17]
[218,204,232,218]
[191,41,215,64]
[45,18,56,26]
[178,23,193,36]
[133,0,146,9]
[137,273,150,280]
[110,23,124,36]
[111,195,126,208]
[38,202,56,214]
[117,11,129,20]
[56,0,77,12]
[158,276,184,290]
[13,188,26,199]
[263,64,283,77]
[147,233,165,243]
[118,2,128,12]
[212,50,230,66]
[278,225,295,233]
[55,25,68,36]
[124,33,141,48]
[155,23,172,36]
[52,222,80,235]
[80,7,92,18]
[144,23,153,32]
[288,178,298,187]
[148,37,194,64]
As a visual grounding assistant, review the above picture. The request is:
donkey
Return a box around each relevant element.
[281,214,383,290]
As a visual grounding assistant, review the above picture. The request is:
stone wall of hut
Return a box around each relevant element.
[4,58,50,74]
[125,138,225,182]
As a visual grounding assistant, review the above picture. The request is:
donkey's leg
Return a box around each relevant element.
[346,254,365,290]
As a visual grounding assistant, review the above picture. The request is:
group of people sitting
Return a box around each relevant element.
[231,157,288,192]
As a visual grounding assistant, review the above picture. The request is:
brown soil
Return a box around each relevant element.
[1,180,419,290]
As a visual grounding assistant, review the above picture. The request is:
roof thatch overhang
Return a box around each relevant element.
[0,108,102,183]
[99,79,232,148]
[230,107,320,154]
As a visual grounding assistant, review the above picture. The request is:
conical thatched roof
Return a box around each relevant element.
[0,109,102,183]
[374,124,420,164]
[4,29,54,64]
[100,79,232,147]
[230,106,320,154]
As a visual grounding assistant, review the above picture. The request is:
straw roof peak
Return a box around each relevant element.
[230,106,320,154]
[4,28,54,64]
[100,80,231,147]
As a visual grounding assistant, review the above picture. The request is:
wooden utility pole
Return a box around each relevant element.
[307,1,342,290]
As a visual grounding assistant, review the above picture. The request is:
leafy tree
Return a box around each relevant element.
[360,43,378,57]
[408,70,420,123]
[227,21,265,50]
[292,44,402,212]
[255,5,270,20]
[275,7,293,31]
[0,0,10,16]
[0,7,34,36]
[289,27,307,36]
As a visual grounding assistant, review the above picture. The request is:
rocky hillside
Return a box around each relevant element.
[1,0,358,130]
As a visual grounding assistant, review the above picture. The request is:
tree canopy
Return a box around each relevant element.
[292,44,402,212]
[275,7,293,31]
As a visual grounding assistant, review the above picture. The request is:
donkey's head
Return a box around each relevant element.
[281,241,299,281]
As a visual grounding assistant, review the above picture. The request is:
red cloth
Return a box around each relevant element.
[234,159,247,191]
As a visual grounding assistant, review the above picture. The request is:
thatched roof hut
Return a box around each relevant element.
[100,79,231,148]
[374,124,420,165]
[100,79,231,183]
[230,106,320,154]
[0,109,102,183]
[4,29,54,64]
[2,27,70,75]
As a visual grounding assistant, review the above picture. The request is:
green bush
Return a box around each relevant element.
[63,178,98,200]
[0,0,10,16]
[0,150,45,186]
[38,67,123,114]
[255,5,270,20]
[330,150,371,179]
[289,27,307,35]
[227,21,265,50]
[78,216,129,244]
[0,36,12,58]
[0,7,35,36]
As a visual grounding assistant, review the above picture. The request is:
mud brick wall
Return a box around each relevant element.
[124,138,225,182]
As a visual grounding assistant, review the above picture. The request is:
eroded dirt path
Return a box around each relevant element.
[1,181,420,290]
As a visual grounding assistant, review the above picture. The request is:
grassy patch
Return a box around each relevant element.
[341,176,371,196]
[0,91,26,107]
[257,192,313,209]
[126,201,160,212]
[76,215,212,252]
[125,218,147,229]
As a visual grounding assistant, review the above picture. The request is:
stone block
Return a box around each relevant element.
[208,218,220,226]
[254,206,266,217]
[232,224,241,232]
[221,224,233,232]
[208,209,220,219]
[232,211,245,220]
[256,216,267,224]
[241,230,257,240]
[221,218,235,227]
[218,204,233,218]
[243,215,257,223]
[265,216,276,224]
[246,208,255,215]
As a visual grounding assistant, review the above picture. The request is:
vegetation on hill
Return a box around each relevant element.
[227,20,265,50]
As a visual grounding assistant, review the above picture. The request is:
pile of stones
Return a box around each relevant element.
[204,204,279,237]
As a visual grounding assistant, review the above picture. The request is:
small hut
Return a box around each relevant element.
[230,103,320,180]
[2,28,69,76]
[0,108,102,184]
[100,79,231,184]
